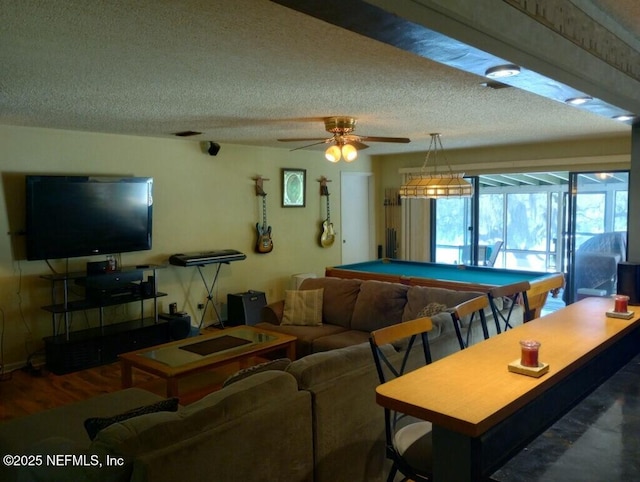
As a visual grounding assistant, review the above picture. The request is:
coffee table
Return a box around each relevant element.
[119,325,296,397]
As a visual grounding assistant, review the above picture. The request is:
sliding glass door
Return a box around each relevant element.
[565,171,629,304]
[427,169,629,306]
[433,177,558,270]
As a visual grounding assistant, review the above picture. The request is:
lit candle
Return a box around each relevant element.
[614,295,629,313]
[520,340,541,367]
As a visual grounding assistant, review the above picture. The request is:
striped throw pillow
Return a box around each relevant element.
[281,288,324,326]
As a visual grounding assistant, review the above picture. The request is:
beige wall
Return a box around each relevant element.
[0,125,369,368]
[0,124,632,368]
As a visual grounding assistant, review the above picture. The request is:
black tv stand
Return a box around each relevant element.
[41,264,170,374]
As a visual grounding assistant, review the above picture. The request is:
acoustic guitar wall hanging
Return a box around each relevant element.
[319,177,335,248]
[254,177,273,254]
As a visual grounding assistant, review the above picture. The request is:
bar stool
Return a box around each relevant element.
[449,295,491,349]
[488,281,531,332]
[369,317,433,482]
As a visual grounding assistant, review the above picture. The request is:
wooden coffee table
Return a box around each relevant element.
[119,325,296,397]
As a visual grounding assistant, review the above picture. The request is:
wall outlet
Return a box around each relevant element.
[197,303,205,310]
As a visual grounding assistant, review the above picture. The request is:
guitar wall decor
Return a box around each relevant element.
[254,177,273,254]
[319,177,335,248]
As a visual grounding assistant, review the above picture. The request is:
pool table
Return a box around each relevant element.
[326,259,564,319]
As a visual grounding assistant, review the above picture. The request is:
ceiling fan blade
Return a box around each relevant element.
[277,137,328,142]
[347,140,369,150]
[359,136,411,143]
[288,140,331,151]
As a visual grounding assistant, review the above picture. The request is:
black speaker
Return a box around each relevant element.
[139,275,155,297]
[207,141,221,156]
[617,262,640,304]
[227,291,267,326]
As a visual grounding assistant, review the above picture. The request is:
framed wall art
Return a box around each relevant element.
[282,168,306,207]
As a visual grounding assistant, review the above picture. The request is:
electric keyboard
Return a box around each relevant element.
[169,249,247,267]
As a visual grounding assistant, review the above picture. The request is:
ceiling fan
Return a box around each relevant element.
[277,117,410,162]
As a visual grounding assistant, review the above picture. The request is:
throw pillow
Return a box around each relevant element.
[222,358,292,387]
[416,302,448,318]
[84,397,179,440]
[281,288,324,326]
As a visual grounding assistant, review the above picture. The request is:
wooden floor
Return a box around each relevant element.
[0,362,151,422]
[0,358,245,423]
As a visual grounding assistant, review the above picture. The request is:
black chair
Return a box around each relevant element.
[487,281,531,333]
[449,295,491,349]
[369,317,433,482]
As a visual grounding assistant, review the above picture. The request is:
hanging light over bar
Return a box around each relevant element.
[399,133,474,199]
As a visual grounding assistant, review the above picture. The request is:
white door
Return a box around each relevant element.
[341,172,373,264]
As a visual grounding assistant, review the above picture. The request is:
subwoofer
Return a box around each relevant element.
[226,291,267,326]
[617,262,640,304]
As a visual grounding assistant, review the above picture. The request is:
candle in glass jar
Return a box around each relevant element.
[614,294,629,313]
[520,340,541,367]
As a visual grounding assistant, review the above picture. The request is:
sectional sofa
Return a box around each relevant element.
[0,277,524,481]
[256,276,521,360]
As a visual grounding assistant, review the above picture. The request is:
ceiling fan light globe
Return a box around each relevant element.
[325,145,342,162]
[342,144,358,162]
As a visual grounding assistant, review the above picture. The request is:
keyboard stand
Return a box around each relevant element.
[168,250,246,329]
[196,263,225,329]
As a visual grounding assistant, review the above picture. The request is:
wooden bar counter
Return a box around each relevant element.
[376,297,640,481]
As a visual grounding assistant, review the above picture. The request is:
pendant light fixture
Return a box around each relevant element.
[399,133,474,199]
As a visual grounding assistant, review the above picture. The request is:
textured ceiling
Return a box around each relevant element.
[0,0,638,154]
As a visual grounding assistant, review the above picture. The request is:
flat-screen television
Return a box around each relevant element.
[25,175,153,261]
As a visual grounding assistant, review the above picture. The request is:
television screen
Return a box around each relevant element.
[25,175,153,260]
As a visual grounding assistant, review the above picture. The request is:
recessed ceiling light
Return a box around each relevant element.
[613,114,635,121]
[485,64,521,79]
[565,96,593,105]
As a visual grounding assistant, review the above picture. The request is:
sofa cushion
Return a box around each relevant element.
[254,321,348,357]
[312,330,371,353]
[300,277,362,328]
[351,280,409,332]
[403,286,485,321]
[287,342,399,482]
[84,397,180,440]
[92,372,298,457]
[287,342,389,388]
[281,288,324,326]
[129,372,314,482]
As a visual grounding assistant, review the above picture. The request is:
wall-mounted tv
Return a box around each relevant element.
[25,175,153,261]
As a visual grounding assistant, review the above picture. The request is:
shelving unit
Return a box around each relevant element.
[41,264,171,374]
